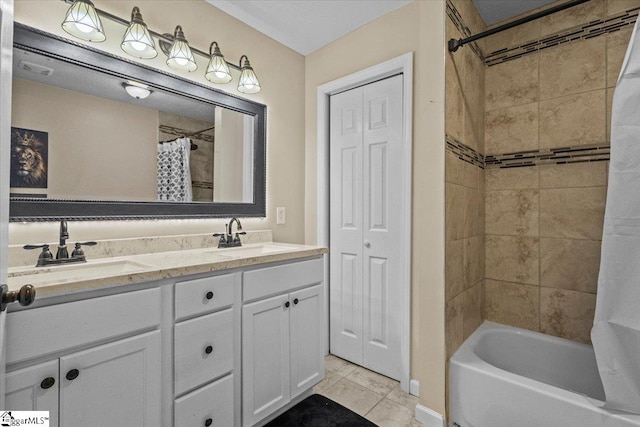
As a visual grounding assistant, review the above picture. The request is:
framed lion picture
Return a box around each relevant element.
[10,127,48,189]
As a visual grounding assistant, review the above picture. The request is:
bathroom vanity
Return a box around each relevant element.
[4,243,327,427]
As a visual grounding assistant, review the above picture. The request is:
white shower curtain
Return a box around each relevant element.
[592,19,640,414]
[157,137,193,202]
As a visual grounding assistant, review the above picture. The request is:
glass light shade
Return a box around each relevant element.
[123,82,152,99]
[205,43,232,84]
[121,7,157,59]
[61,0,106,42]
[166,26,197,72]
[238,57,261,94]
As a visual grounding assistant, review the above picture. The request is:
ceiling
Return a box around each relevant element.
[205,0,559,55]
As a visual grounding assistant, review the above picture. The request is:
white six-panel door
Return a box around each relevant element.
[329,75,403,380]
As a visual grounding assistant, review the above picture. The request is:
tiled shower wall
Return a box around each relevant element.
[482,0,638,344]
[444,0,486,365]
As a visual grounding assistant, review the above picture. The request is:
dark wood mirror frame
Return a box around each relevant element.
[10,23,266,222]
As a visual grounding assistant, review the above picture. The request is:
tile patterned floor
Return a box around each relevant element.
[314,355,422,427]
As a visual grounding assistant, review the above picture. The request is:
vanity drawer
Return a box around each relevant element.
[6,288,161,365]
[175,273,236,321]
[243,257,324,302]
[174,374,234,427]
[174,309,234,395]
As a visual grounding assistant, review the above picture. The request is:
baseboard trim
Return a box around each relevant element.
[410,379,420,397]
[415,404,445,427]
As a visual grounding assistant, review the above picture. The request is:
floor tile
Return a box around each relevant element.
[313,369,342,394]
[346,366,398,397]
[325,354,357,377]
[318,378,383,416]
[386,384,419,411]
[365,398,422,427]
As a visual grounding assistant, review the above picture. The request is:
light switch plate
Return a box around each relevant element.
[277,207,286,225]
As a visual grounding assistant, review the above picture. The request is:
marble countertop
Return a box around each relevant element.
[7,242,328,300]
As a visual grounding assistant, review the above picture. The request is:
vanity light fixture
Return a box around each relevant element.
[121,6,157,59]
[237,55,261,94]
[122,81,152,99]
[166,25,197,72]
[205,42,232,84]
[61,0,106,42]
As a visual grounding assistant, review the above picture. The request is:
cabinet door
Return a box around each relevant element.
[290,285,325,399]
[5,360,59,427]
[59,331,161,427]
[242,294,290,427]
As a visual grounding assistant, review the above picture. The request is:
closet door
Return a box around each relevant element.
[329,86,364,365]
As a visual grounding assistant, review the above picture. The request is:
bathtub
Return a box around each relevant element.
[449,321,640,427]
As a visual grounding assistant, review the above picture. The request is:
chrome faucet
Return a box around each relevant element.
[24,220,97,267]
[213,217,247,248]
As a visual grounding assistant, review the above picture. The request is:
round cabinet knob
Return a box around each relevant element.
[284,301,290,308]
[205,291,214,300]
[66,369,79,381]
[40,377,56,390]
[204,418,213,427]
[364,241,371,248]
[293,298,299,305]
[205,345,214,355]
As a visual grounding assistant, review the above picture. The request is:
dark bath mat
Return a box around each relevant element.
[264,394,378,427]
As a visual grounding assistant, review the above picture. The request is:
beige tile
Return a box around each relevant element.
[450,0,486,35]
[539,162,607,188]
[365,398,422,427]
[446,18,465,142]
[486,55,539,111]
[468,187,485,238]
[539,90,606,149]
[485,279,540,331]
[325,354,357,377]
[607,0,640,15]
[540,238,601,293]
[464,235,485,289]
[346,366,398,397]
[463,281,484,339]
[540,288,597,344]
[446,152,479,188]
[446,292,464,359]
[483,20,540,55]
[386,384,419,412]
[485,167,539,190]
[486,235,539,285]
[485,103,538,155]
[485,190,539,236]
[607,26,633,88]
[539,187,607,240]
[446,183,466,241]
[446,239,464,301]
[538,0,605,36]
[462,48,485,153]
[313,369,342,394]
[540,37,606,101]
[321,378,383,416]
[607,88,614,142]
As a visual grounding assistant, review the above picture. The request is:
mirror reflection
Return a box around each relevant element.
[10,47,254,204]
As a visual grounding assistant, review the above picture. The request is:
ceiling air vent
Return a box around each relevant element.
[19,60,54,77]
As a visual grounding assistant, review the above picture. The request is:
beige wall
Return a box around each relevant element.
[304,1,447,413]
[214,108,245,202]
[481,0,635,344]
[12,78,158,200]
[443,0,486,415]
[10,0,305,245]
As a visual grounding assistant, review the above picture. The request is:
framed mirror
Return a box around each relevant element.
[9,23,266,221]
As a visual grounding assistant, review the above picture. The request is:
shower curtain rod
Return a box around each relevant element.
[448,0,591,53]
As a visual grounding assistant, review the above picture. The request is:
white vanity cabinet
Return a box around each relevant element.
[4,288,162,427]
[173,273,242,427]
[241,258,325,427]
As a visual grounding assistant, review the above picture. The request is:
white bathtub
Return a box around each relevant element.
[449,321,640,427]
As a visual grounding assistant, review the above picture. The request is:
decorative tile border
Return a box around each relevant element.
[446,135,485,169]
[446,0,485,62]
[485,8,639,66]
[485,144,610,168]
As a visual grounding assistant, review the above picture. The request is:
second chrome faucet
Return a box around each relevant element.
[213,217,247,248]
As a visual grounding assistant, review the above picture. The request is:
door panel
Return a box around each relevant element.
[330,74,404,381]
[5,360,58,426]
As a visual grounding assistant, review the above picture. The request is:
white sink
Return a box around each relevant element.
[8,259,153,287]
[209,244,294,258]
